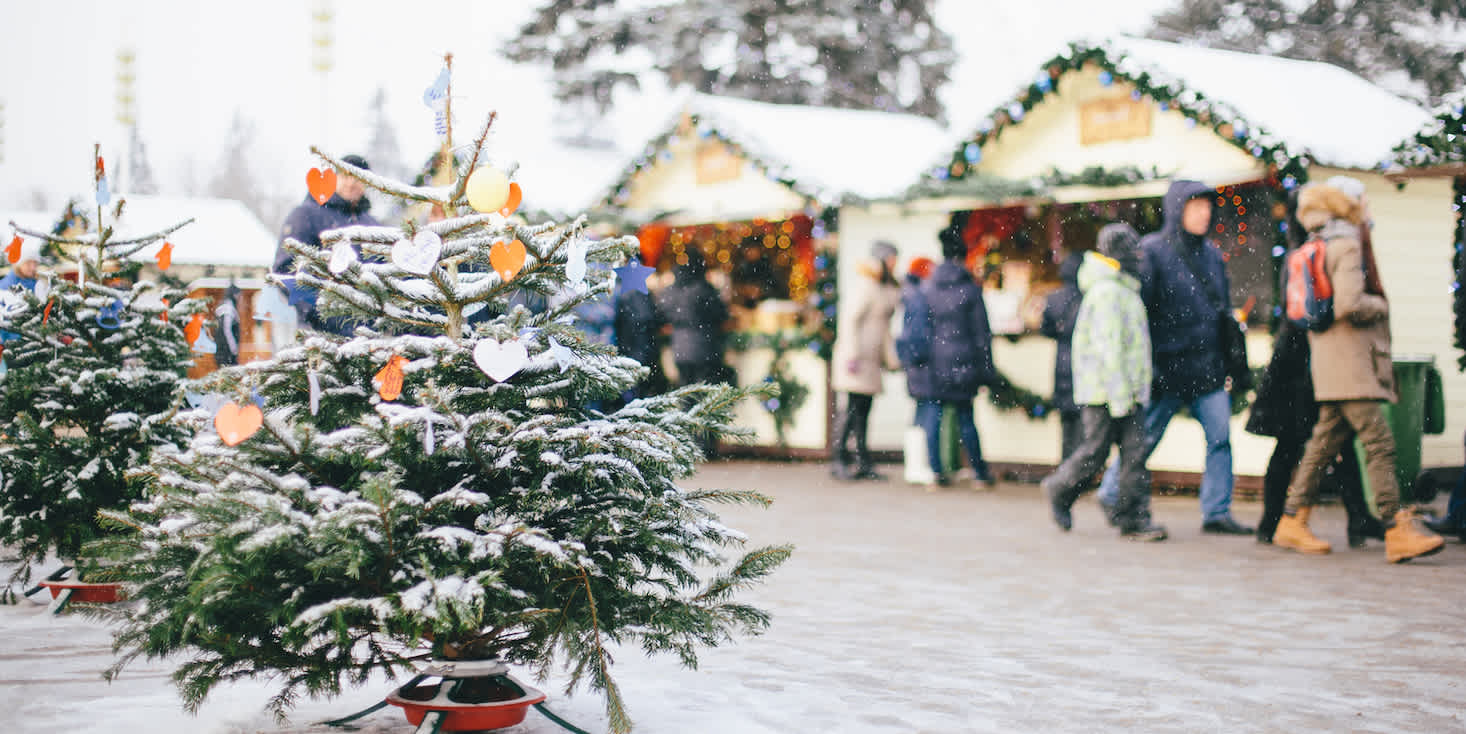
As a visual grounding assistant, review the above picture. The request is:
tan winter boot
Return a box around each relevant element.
[1384,508,1446,563]
[1273,507,1332,555]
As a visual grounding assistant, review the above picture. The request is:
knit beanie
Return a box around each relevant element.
[1096,223,1142,277]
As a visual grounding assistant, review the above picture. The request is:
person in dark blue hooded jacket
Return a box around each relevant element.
[1041,250,1084,462]
[1096,180,1253,535]
[911,224,997,487]
[272,154,380,335]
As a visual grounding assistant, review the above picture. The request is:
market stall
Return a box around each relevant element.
[594,93,949,453]
[843,36,1438,483]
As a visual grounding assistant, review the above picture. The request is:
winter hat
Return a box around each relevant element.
[1325,175,1365,203]
[341,154,371,171]
[1096,223,1142,277]
[870,240,898,262]
[907,256,936,280]
[938,224,966,260]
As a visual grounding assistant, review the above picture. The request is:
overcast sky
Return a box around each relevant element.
[0,0,1174,213]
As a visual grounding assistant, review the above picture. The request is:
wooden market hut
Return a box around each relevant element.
[593,93,951,455]
[841,37,1447,485]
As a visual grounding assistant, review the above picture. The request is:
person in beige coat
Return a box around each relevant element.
[830,241,903,480]
[1273,178,1445,563]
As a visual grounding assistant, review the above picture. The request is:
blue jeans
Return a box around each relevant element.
[1097,388,1235,522]
[916,399,990,479]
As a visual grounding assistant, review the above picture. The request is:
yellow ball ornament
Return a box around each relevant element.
[465,166,511,213]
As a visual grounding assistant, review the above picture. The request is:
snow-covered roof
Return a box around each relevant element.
[107,195,277,268]
[933,37,1434,185]
[597,92,953,211]
[1105,38,1432,171]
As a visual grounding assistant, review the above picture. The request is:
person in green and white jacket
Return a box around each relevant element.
[1041,224,1166,541]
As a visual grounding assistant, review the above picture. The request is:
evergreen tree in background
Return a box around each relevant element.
[505,0,956,120]
[0,153,203,588]
[89,116,790,732]
[208,110,288,229]
[127,126,159,196]
[1148,0,1466,105]
[365,87,406,183]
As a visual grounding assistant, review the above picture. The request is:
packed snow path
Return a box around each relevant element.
[2,460,1462,732]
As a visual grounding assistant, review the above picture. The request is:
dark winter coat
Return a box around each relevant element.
[273,194,379,274]
[1138,180,1229,401]
[1040,253,1084,414]
[898,273,935,400]
[1245,321,1314,440]
[273,194,380,328]
[615,289,665,369]
[657,275,728,366]
[917,259,995,402]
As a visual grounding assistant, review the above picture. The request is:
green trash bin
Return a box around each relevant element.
[939,403,962,474]
[1355,354,1440,513]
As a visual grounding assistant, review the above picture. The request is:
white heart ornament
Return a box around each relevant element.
[473,338,528,382]
[392,230,443,275]
[328,242,358,275]
[566,240,588,286]
[34,277,50,302]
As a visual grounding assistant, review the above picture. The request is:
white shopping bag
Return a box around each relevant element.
[904,426,935,485]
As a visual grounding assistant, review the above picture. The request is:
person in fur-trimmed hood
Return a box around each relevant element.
[829,241,904,480]
[1273,177,1444,563]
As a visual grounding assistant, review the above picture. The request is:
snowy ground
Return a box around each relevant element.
[2,460,1464,733]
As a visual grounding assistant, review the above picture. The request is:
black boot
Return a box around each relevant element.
[830,400,855,480]
[851,417,883,480]
[1335,451,1383,548]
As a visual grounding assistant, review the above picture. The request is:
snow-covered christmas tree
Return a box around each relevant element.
[0,146,204,589]
[90,110,789,732]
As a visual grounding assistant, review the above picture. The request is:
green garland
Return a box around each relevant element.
[1393,95,1466,169]
[599,116,823,212]
[807,248,838,360]
[727,329,812,446]
[1454,178,1466,372]
[928,41,1308,187]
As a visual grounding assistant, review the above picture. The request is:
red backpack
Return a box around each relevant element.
[1284,234,1333,331]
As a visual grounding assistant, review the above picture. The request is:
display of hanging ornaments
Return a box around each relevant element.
[96,298,124,330]
[465,166,511,213]
[545,337,574,373]
[391,230,442,275]
[214,401,263,446]
[306,168,337,206]
[489,239,526,282]
[423,65,450,136]
[307,368,321,416]
[500,182,523,217]
[614,261,656,296]
[184,312,204,346]
[565,239,588,287]
[95,156,110,208]
[473,338,527,382]
[374,354,407,401]
[328,241,357,275]
[155,241,174,271]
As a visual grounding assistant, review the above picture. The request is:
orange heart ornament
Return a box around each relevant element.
[489,239,527,281]
[184,313,204,345]
[306,167,337,206]
[155,241,174,271]
[374,354,407,401]
[6,235,21,264]
[499,183,523,217]
[214,401,263,446]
